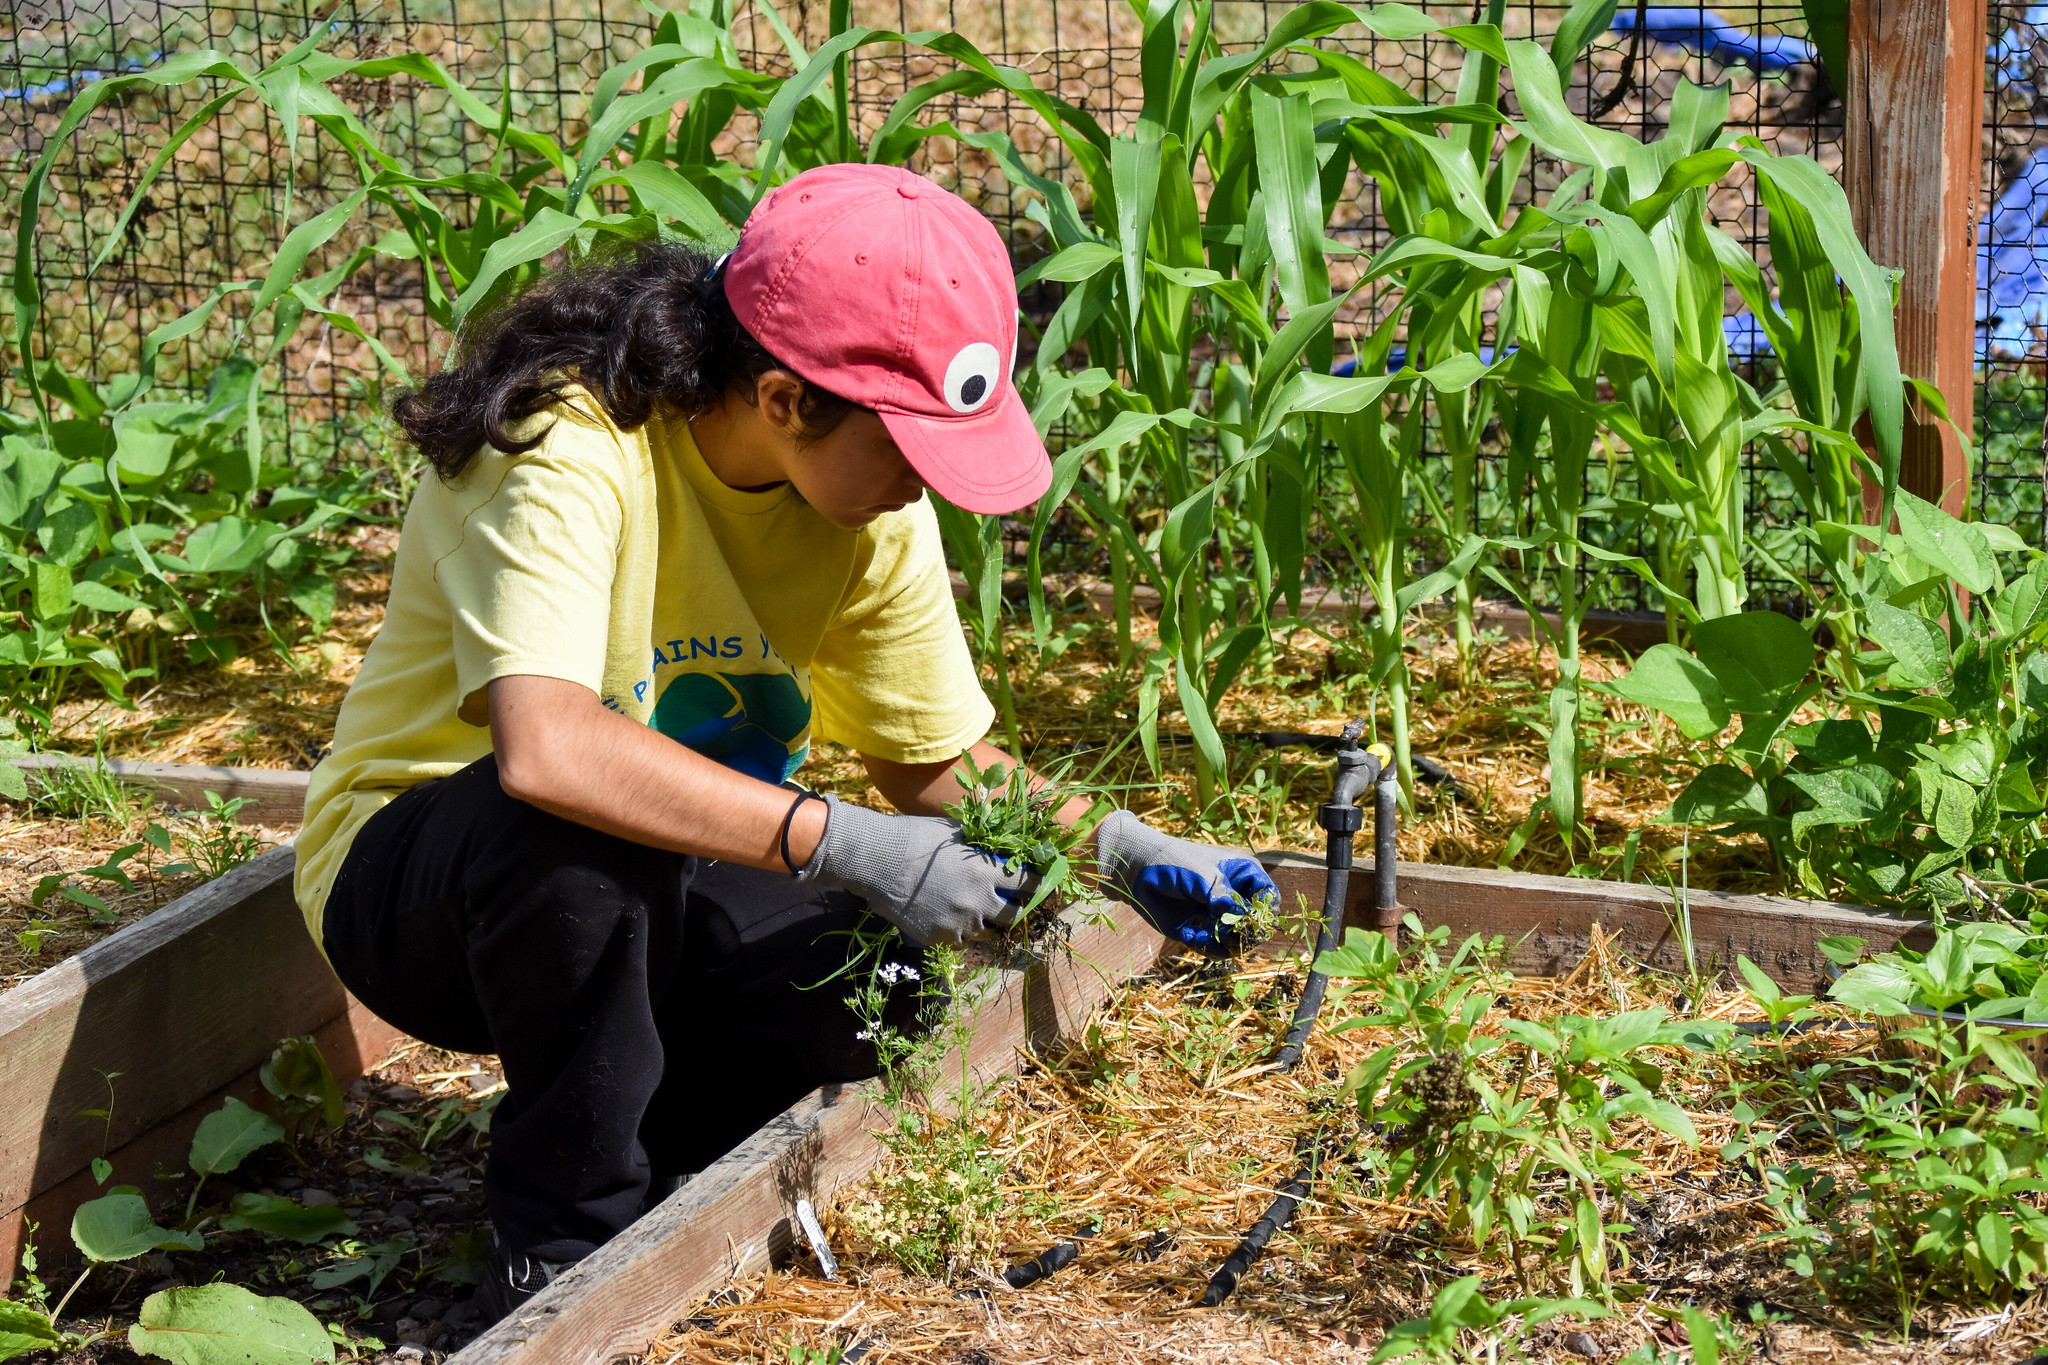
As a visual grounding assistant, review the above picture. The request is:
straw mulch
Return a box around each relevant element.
[645,929,2048,1365]
[0,802,287,988]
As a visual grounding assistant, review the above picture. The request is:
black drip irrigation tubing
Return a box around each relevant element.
[1001,1224,1096,1288]
[1200,725,1394,1305]
[998,721,1401,1302]
[1197,1134,1327,1308]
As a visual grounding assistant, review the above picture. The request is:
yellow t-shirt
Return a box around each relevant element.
[293,390,995,941]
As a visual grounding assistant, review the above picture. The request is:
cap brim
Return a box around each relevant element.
[879,391,1052,516]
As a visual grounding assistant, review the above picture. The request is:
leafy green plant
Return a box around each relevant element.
[1829,922,2048,1024]
[21,742,140,827]
[1726,924,2048,1322]
[944,753,1104,943]
[0,356,379,728]
[842,1109,1008,1279]
[34,1070,372,1362]
[174,793,266,880]
[1606,502,2048,913]
[1370,1274,1606,1365]
[1323,922,1723,1297]
[129,1283,336,1365]
[837,941,1022,1279]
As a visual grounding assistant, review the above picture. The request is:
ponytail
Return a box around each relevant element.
[391,240,855,480]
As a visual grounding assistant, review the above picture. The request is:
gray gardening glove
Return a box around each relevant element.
[798,794,1036,947]
[1095,810,1279,957]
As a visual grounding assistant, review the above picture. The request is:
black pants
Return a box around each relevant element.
[321,755,926,1260]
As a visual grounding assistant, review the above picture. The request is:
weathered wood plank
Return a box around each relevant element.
[449,906,1171,1365]
[1257,852,1932,989]
[13,754,311,827]
[0,843,375,1275]
[1845,0,1982,513]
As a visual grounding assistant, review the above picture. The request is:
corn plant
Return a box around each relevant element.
[963,1,1508,810]
[10,2,1922,853]
[1325,31,1905,850]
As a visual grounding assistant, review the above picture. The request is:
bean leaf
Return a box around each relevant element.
[189,1097,284,1177]
[128,1284,335,1365]
[219,1194,357,1246]
[72,1191,204,1263]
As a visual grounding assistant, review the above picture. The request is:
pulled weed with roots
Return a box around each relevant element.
[945,753,1108,956]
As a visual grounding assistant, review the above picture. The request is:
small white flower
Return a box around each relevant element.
[854,1029,873,1041]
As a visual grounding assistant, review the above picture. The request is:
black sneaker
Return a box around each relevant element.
[474,1237,591,1326]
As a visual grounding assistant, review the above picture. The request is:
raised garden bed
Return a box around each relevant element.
[439,854,1939,1365]
[2,760,302,986]
[0,761,384,1284]
[642,936,2048,1365]
[39,1041,506,1365]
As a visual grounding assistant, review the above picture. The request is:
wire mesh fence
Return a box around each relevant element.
[1982,0,2048,558]
[0,0,2025,612]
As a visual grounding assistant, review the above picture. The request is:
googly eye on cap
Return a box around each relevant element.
[943,342,1002,414]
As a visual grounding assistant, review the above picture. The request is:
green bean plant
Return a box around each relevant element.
[0,356,379,729]
[1603,506,2048,914]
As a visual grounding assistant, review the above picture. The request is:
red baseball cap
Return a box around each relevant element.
[723,164,1052,515]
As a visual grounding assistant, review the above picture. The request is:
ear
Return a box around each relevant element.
[754,369,808,435]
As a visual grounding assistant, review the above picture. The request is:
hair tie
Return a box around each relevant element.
[779,788,824,875]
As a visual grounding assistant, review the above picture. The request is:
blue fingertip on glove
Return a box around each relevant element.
[1128,856,1278,957]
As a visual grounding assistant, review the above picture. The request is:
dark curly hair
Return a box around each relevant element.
[391,240,857,480]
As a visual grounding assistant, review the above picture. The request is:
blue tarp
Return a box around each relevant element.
[3,54,159,103]
[1977,146,2048,357]
[1607,6,1816,74]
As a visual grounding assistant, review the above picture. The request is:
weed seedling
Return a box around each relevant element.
[176,792,263,879]
[24,734,141,829]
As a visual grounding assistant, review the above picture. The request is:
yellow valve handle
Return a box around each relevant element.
[1366,743,1393,767]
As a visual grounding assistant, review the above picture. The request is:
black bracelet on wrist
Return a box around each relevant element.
[779,790,823,876]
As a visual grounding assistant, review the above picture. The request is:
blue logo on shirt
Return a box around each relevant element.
[651,670,811,784]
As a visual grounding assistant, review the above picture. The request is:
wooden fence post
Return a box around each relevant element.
[1844,0,1986,516]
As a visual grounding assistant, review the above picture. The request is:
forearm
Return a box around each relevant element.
[862,740,1096,828]
[489,675,824,872]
